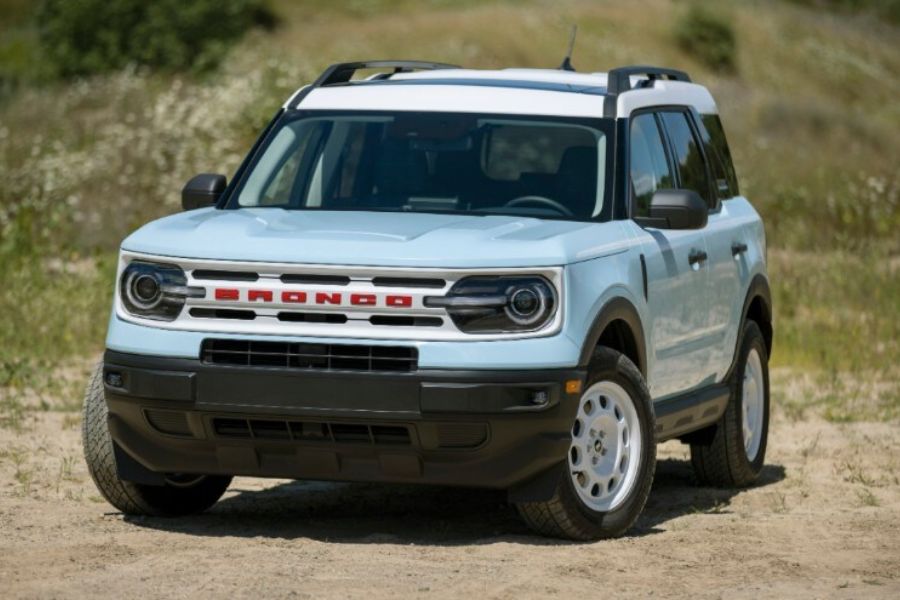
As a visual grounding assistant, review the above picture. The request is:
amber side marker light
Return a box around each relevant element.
[565,380,583,395]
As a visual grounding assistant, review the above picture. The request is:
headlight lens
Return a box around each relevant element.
[425,276,557,333]
[120,261,204,321]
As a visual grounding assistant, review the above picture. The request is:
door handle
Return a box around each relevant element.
[688,249,708,266]
[731,242,748,257]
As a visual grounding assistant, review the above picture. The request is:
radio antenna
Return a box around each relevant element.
[559,25,578,71]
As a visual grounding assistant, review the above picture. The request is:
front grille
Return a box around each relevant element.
[212,417,412,446]
[201,339,418,372]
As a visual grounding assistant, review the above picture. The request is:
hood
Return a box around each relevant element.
[121,208,631,268]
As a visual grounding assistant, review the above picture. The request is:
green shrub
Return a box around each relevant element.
[674,4,737,73]
[36,0,276,77]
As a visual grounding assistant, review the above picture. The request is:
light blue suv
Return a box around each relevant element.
[83,61,773,540]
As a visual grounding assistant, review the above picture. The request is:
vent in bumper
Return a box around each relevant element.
[201,339,418,372]
[212,417,412,446]
[436,423,488,449]
[145,409,193,437]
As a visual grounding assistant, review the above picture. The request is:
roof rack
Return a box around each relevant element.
[603,65,691,117]
[290,60,460,108]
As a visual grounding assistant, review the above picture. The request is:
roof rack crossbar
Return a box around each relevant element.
[606,65,691,95]
[314,60,460,87]
[317,60,460,87]
[290,60,460,108]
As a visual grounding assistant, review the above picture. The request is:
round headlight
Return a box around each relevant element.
[506,284,549,325]
[127,272,162,309]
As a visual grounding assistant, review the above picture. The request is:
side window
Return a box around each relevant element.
[659,111,715,209]
[629,113,675,218]
[699,114,739,199]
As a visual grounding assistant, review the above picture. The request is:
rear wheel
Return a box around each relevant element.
[516,347,656,540]
[82,363,231,516]
[690,320,770,487]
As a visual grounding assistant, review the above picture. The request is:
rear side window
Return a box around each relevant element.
[659,111,715,209]
[629,113,675,218]
[699,114,739,199]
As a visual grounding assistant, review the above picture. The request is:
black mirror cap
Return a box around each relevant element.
[638,189,708,230]
[182,173,227,211]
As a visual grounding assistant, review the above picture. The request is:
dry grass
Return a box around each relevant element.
[0,0,897,411]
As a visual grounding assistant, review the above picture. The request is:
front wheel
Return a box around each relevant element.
[82,362,232,516]
[516,347,656,540]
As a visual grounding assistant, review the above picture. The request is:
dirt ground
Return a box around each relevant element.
[2,379,899,599]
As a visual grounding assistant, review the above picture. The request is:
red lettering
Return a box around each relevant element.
[215,288,239,301]
[248,290,273,302]
[316,292,342,305]
[281,291,307,304]
[386,295,412,308]
[351,293,377,306]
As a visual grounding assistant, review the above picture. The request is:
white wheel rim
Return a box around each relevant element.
[569,381,642,512]
[742,348,765,461]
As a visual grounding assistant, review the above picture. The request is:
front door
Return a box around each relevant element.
[627,111,714,399]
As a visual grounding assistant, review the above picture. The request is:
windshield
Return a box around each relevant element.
[230,111,614,221]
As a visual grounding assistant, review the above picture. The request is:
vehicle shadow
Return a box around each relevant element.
[123,458,786,545]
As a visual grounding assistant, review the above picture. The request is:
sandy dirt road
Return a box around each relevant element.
[1,390,899,599]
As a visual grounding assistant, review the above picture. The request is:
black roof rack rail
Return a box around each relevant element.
[603,65,692,117]
[290,60,460,108]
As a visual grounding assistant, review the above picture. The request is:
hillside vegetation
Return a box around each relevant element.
[0,0,897,416]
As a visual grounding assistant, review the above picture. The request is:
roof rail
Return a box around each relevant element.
[603,65,691,117]
[290,60,460,108]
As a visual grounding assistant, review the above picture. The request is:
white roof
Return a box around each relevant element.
[286,67,718,118]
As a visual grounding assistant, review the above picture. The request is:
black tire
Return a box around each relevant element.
[690,320,770,487]
[82,362,232,516]
[515,347,656,540]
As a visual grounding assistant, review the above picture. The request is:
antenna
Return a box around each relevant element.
[559,25,578,71]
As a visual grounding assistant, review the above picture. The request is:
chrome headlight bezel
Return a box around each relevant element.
[424,275,558,334]
[119,261,204,321]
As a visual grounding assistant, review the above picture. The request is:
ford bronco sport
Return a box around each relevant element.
[83,61,772,540]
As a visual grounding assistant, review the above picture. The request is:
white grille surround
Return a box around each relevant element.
[115,251,565,342]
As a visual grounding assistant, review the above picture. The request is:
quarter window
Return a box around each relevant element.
[629,113,675,218]
[659,111,715,209]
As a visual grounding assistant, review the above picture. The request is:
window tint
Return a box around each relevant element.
[483,124,595,181]
[234,113,612,221]
[629,113,675,217]
[659,111,714,208]
[700,114,739,198]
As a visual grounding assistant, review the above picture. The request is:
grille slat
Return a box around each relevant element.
[213,417,411,446]
[192,269,260,282]
[201,339,417,372]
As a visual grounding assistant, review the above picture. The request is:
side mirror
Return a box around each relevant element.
[182,173,227,211]
[637,189,708,230]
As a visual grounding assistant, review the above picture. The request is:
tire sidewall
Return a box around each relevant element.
[559,348,656,536]
[732,321,770,474]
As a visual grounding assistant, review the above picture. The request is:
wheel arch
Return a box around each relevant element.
[726,273,773,380]
[578,297,647,377]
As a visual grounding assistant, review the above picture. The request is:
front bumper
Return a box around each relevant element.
[103,350,585,493]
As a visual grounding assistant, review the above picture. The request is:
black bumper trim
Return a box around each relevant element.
[102,350,585,493]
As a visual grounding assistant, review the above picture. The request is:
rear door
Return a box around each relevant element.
[628,111,712,399]
[693,112,748,380]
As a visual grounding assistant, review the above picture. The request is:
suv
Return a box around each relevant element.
[82,61,772,540]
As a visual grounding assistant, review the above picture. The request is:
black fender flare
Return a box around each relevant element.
[577,296,647,376]
[723,273,773,382]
